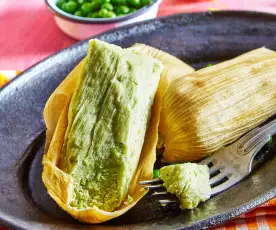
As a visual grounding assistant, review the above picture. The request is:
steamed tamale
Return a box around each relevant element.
[59,40,163,212]
[128,44,195,149]
[42,40,163,223]
[128,43,195,88]
[160,47,276,162]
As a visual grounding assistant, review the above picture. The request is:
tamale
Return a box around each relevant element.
[160,47,276,163]
[128,43,195,88]
[42,40,164,223]
[128,44,195,149]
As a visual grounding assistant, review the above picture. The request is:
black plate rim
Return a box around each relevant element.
[1,10,276,230]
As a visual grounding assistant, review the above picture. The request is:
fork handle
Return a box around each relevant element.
[238,118,276,156]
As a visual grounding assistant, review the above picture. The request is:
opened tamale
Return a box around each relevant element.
[42,40,194,223]
[42,39,163,222]
[160,47,276,163]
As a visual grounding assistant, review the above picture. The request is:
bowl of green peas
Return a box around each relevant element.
[45,0,162,40]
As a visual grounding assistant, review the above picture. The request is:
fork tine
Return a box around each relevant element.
[152,191,170,196]
[211,175,241,196]
[144,184,164,190]
[158,199,178,205]
[209,171,230,186]
[199,155,219,169]
[139,178,162,185]
[209,163,220,174]
[198,158,213,166]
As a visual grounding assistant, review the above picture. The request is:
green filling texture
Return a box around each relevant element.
[59,39,163,211]
[160,163,211,209]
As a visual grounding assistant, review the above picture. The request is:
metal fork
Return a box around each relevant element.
[140,118,276,205]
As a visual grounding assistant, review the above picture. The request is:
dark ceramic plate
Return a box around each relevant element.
[1,11,276,230]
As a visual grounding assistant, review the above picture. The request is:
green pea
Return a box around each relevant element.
[61,2,67,11]
[141,0,151,6]
[116,13,125,17]
[268,136,273,146]
[88,12,100,18]
[98,8,109,17]
[82,11,88,16]
[92,12,100,18]
[57,0,67,8]
[128,0,140,8]
[77,0,85,4]
[111,0,126,5]
[128,7,136,13]
[91,1,102,11]
[102,3,114,11]
[101,0,111,3]
[116,5,129,14]
[64,1,78,13]
[74,10,83,16]
[81,2,93,12]
[87,12,98,17]
[105,11,116,18]
[153,169,160,179]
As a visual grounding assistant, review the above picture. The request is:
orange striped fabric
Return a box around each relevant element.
[212,198,276,229]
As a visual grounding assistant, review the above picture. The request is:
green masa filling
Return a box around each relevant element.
[160,163,211,209]
[59,40,163,211]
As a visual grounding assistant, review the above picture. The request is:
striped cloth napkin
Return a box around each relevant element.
[213,199,276,229]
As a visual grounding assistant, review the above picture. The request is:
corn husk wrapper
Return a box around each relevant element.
[128,44,195,149]
[129,43,195,90]
[160,47,276,163]
[42,44,193,223]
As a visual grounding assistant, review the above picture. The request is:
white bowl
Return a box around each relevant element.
[45,0,162,40]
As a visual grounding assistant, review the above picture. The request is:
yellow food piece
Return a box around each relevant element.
[0,73,8,88]
[0,70,21,88]
[160,47,276,163]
